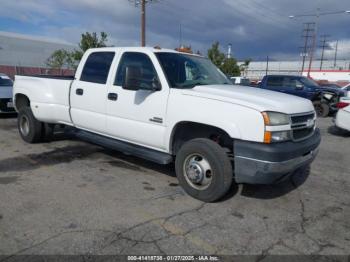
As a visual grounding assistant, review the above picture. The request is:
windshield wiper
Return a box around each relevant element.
[181,82,210,88]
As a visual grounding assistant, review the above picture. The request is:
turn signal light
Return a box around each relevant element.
[264,131,272,144]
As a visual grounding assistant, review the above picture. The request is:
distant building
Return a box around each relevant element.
[301,70,350,82]
[0,31,75,68]
[241,60,350,80]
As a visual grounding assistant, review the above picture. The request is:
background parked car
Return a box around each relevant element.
[258,75,346,117]
[341,83,350,97]
[335,97,350,132]
[0,73,15,114]
[230,76,251,86]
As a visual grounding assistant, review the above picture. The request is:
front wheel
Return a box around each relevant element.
[313,101,329,117]
[18,107,43,143]
[175,138,233,202]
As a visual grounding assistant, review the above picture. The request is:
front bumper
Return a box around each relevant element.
[0,98,15,113]
[234,128,321,184]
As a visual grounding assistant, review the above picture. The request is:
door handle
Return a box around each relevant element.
[76,88,84,95]
[108,93,118,101]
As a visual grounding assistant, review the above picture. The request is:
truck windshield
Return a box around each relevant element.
[156,52,231,88]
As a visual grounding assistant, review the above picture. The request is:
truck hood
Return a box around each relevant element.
[317,86,346,96]
[0,85,13,99]
[182,85,314,114]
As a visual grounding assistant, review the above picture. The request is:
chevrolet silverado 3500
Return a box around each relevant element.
[13,47,321,202]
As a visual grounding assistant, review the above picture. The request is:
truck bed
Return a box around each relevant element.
[19,74,75,80]
[14,75,74,125]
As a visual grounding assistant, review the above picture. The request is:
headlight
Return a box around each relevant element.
[262,112,290,126]
[262,112,291,143]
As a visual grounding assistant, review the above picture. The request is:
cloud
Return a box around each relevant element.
[0,0,349,61]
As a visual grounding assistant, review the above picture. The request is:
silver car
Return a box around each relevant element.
[0,73,15,114]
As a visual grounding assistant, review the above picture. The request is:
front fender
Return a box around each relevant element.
[164,92,265,152]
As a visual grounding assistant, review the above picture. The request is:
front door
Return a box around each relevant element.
[106,51,169,150]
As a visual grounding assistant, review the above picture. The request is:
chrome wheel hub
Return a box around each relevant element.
[183,154,213,190]
[19,115,30,136]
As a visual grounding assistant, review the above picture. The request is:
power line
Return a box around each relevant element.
[319,34,331,70]
[334,40,338,68]
[233,0,295,31]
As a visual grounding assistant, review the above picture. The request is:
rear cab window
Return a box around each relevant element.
[80,52,115,84]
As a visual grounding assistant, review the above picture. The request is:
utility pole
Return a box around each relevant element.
[319,34,330,70]
[333,40,338,68]
[289,8,350,77]
[306,8,320,77]
[299,23,315,74]
[141,0,146,47]
[265,56,269,75]
[179,23,183,48]
[130,0,159,47]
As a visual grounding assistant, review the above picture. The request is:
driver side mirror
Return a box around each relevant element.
[123,66,161,91]
[123,66,142,91]
[296,83,304,90]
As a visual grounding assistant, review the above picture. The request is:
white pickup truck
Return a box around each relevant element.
[13,47,321,202]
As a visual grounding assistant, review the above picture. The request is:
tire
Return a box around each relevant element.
[41,123,55,142]
[313,101,329,117]
[175,138,233,202]
[17,107,43,143]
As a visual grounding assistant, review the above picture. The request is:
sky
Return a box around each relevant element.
[0,0,349,61]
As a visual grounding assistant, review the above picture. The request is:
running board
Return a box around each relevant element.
[75,130,173,165]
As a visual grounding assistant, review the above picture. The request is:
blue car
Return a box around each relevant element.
[258,75,345,117]
[0,73,15,114]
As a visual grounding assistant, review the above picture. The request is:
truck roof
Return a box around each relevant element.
[87,46,202,57]
[265,74,306,78]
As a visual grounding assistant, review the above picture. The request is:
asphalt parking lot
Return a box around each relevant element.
[0,115,349,256]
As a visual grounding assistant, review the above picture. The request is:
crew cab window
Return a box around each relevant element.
[115,52,159,89]
[266,77,284,88]
[80,52,115,84]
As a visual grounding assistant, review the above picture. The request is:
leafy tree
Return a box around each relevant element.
[47,32,108,70]
[207,41,240,76]
[221,58,240,77]
[46,49,71,69]
[239,58,252,76]
[207,41,225,68]
[72,32,108,61]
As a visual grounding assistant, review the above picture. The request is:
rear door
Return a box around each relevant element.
[70,51,115,133]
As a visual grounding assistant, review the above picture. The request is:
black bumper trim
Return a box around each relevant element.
[234,128,321,162]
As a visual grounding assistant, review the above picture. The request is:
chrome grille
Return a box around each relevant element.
[290,112,315,141]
